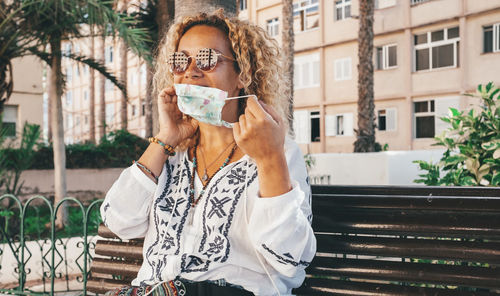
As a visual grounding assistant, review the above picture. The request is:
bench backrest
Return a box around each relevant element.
[293,185,500,295]
[88,185,500,295]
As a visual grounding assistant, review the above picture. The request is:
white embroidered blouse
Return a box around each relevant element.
[100,137,316,295]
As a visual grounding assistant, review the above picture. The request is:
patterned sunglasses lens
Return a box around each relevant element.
[168,52,189,74]
[195,48,218,71]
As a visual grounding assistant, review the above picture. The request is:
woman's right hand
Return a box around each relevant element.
[156,86,198,146]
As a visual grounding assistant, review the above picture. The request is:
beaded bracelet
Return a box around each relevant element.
[133,160,159,182]
[149,137,176,156]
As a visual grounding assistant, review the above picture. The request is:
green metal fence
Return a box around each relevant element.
[0,194,103,295]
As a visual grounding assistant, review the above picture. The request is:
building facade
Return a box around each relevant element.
[241,0,500,153]
[2,56,44,143]
[61,0,500,153]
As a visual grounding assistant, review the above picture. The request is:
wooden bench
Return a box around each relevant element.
[88,185,500,295]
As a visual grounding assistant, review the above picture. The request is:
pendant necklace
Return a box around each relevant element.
[199,141,235,182]
[190,141,238,207]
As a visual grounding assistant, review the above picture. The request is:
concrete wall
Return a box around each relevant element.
[308,149,446,185]
[18,168,123,197]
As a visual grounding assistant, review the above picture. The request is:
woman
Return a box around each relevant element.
[101,9,316,296]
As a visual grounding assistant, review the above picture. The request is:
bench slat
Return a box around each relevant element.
[293,278,498,296]
[312,212,500,238]
[87,277,129,294]
[95,240,144,260]
[307,257,500,290]
[91,257,142,278]
[312,194,500,212]
[311,185,500,197]
[315,233,500,264]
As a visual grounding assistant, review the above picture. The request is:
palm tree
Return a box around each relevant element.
[282,0,294,135]
[89,31,96,143]
[15,0,150,227]
[354,0,376,152]
[98,35,106,140]
[119,1,128,130]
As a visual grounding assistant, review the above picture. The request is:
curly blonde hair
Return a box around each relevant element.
[153,9,291,149]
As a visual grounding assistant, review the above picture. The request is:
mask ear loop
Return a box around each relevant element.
[242,159,281,296]
[145,160,185,296]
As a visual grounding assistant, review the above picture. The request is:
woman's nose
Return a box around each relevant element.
[183,57,203,79]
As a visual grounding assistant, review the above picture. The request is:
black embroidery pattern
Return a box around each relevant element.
[181,161,258,273]
[261,244,311,267]
[102,202,110,226]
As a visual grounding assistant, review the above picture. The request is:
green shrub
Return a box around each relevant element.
[414,83,500,186]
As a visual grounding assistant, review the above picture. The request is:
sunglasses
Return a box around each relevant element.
[167,48,237,74]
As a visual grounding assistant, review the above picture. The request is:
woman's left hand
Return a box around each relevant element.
[233,96,286,165]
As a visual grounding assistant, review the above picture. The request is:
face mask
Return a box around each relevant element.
[174,83,256,128]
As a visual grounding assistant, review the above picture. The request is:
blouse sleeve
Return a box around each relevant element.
[247,138,316,278]
[100,163,157,240]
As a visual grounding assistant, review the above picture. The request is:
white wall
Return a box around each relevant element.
[308,149,446,185]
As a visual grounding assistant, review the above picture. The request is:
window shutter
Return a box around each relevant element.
[325,115,336,136]
[344,113,354,136]
[312,60,320,85]
[302,62,310,87]
[2,106,17,123]
[293,110,310,144]
[294,63,300,88]
[343,58,352,79]
[494,24,500,52]
[435,97,460,135]
[386,108,397,131]
[334,60,342,80]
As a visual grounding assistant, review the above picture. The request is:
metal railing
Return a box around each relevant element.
[0,194,103,295]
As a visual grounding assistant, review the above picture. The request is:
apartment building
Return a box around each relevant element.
[61,0,500,152]
[61,37,148,144]
[2,56,43,142]
[241,0,500,153]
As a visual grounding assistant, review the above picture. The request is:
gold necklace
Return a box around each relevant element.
[199,141,235,182]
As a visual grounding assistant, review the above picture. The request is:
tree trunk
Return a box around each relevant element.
[119,2,128,130]
[47,66,52,142]
[282,0,294,136]
[0,60,13,114]
[354,0,376,152]
[99,35,106,141]
[152,0,175,136]
[89,34,96,144]
[174,0,236,19]
[49,39,68,228]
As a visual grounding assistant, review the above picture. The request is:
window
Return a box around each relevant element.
[2,105,17,137]
[411,0,431,5]
[334,57,352,81]
[266,18,279,37]
[239,0,247,11]
[66,66,72,83]
[293,109,321,143]
[85,115,88,125]
[66,91,73,106]
[375,0,396,9]
[105,79,114,92]
[335,0,351,21]
[75,65,80,77]
[76,116,80,126]
[105,46,113,63]
[142,102,146,116]
[106,103,115,124]
[376,44,397,70]
[66,114,73,129]
[130,72,137,85]
[64,43,72,55]
[484,23,500,53]
[293,0,319,32]
[132,104,137,117]
[84,90,88,101]
[377,108,397,131]
[414,27,460,71]
[325,113,354,136]
[310,111,320,142]
[294,53,320,89]
[414,100,435,138]
[141,64,147,84]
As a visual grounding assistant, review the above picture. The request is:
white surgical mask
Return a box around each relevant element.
[174,84,256,128]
